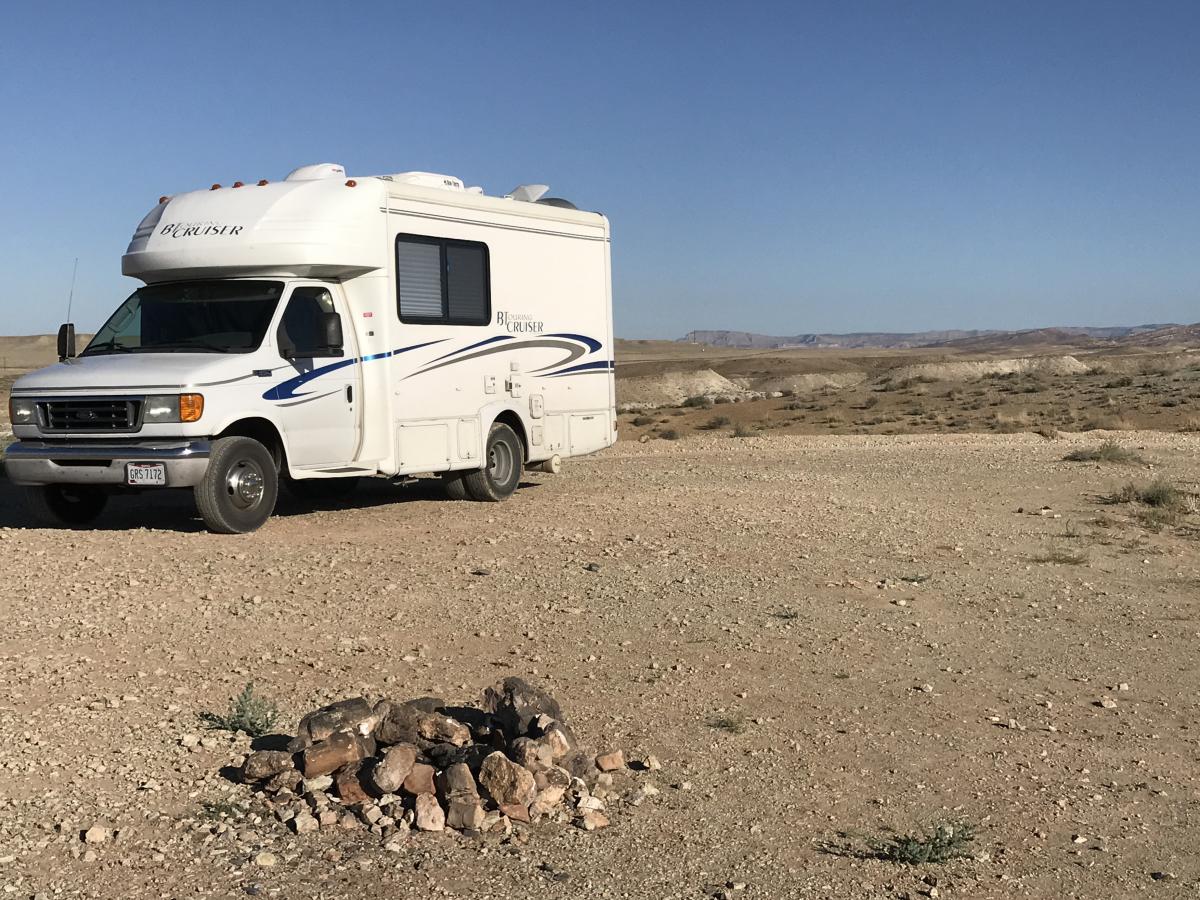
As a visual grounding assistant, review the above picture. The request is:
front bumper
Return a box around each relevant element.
[3,440,211,487]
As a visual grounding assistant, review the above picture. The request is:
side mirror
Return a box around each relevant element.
[321,312,343,354]
[57,323,76,361]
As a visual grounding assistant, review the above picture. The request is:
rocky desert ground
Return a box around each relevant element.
[1,334,1198,899]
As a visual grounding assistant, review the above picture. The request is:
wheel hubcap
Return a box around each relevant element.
[488,440,514,485]
[226,459,266,510]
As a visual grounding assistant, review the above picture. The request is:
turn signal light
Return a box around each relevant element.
[232,181,244,188]
[210,184,221,190]
[257,179,269,186]
[345,179,357,187]
[179,394,205,422]
[158,195,170,204]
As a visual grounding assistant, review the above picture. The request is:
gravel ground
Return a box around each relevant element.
[1,432,1198,899]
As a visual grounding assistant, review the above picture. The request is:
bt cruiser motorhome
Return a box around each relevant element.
[6,164,616,533]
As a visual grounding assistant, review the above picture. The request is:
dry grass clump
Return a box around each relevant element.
[630,415,655,427]
[699,415,731,431]
[658,428,681,441]
[1063,441,1145,465]
[732,423,756,438]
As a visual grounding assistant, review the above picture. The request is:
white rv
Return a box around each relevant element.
[6,164,616,533]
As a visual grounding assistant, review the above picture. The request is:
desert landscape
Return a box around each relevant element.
[0,328,1198,898]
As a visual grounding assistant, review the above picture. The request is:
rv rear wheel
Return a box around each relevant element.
[463,423,523,502]
[441,472,470,500]
[195,436,279,534]
[20,484,107,527]
[285,476,361,506]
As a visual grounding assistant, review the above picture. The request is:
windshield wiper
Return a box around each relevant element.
[80,339,134,356]
[148,340,242,353]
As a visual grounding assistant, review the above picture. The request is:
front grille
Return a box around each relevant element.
[38,399,143,433]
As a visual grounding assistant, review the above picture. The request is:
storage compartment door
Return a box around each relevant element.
[568,413,608,455]
[397,423,450,472]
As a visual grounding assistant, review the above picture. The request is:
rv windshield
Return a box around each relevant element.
[81,280,284,356]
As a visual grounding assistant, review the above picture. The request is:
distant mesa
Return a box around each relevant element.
[677,324,1187,351]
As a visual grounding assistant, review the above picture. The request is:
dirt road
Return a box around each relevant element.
[1,433,1198,898]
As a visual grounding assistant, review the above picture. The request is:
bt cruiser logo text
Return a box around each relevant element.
[158,222,244,238]
[495,311,544,334]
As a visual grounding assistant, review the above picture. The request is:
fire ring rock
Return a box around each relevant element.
[479,751,537,808]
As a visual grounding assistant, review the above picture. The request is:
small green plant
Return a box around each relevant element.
[822,822,978,865]
[1033,545,1089,565]
[200,682,280,737]
[658,428,680,441]
[707,713,748,734]
[1064,441,1145,464]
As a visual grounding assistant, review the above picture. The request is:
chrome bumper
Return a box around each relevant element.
[3,440,211,487]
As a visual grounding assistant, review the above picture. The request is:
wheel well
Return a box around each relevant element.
[215,418,286,471]
[491,410,529,461]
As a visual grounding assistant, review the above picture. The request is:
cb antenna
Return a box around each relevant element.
[65,257,79,322]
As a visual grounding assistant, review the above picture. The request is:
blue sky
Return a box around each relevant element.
[1,1,1197,338]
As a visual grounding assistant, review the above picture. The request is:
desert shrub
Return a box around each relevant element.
[732,423,756,438]
[713,395,732,404]
[1105,376,1134,389]
[682,395,713,409]
[658,428,680,441]
[631,415,655,427]
[1112,478,1193,511]
[700,415,731,430]
[1063,441,1145,464]
[1081,415,1133,431]
[201,683,279,737]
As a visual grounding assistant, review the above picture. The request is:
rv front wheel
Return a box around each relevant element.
[463,423,523,502]
[195,436,279,534]
[20,485,107,527]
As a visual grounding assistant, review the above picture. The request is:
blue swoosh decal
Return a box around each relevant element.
[541,359,614,377]
[263,339,445,401]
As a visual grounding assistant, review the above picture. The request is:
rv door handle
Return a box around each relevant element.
[345,385,353,404]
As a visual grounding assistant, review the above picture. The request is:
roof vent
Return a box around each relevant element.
[505,184,549,203]
[285,163,346,182]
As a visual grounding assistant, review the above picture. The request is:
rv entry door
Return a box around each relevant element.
[274,284,360,467]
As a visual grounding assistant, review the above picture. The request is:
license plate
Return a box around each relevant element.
[126,462,167,486]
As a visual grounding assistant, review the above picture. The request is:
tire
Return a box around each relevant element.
[463,423,523,502]
[441,471,470,500]
[284,476,360,506]
[20,485,107,527]
[194,436,279,534]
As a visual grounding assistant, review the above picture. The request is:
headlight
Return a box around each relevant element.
[8,397,36,424]
[144,393,204,423]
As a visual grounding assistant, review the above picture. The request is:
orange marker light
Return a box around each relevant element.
[158,195,169,204]
[210,184,221,190]
[232,181,244,188]
[345,179,357,187]
[257,179,269,186]
[179,394,204,423]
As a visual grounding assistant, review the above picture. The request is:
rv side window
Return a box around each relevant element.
[396,234,489,325]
